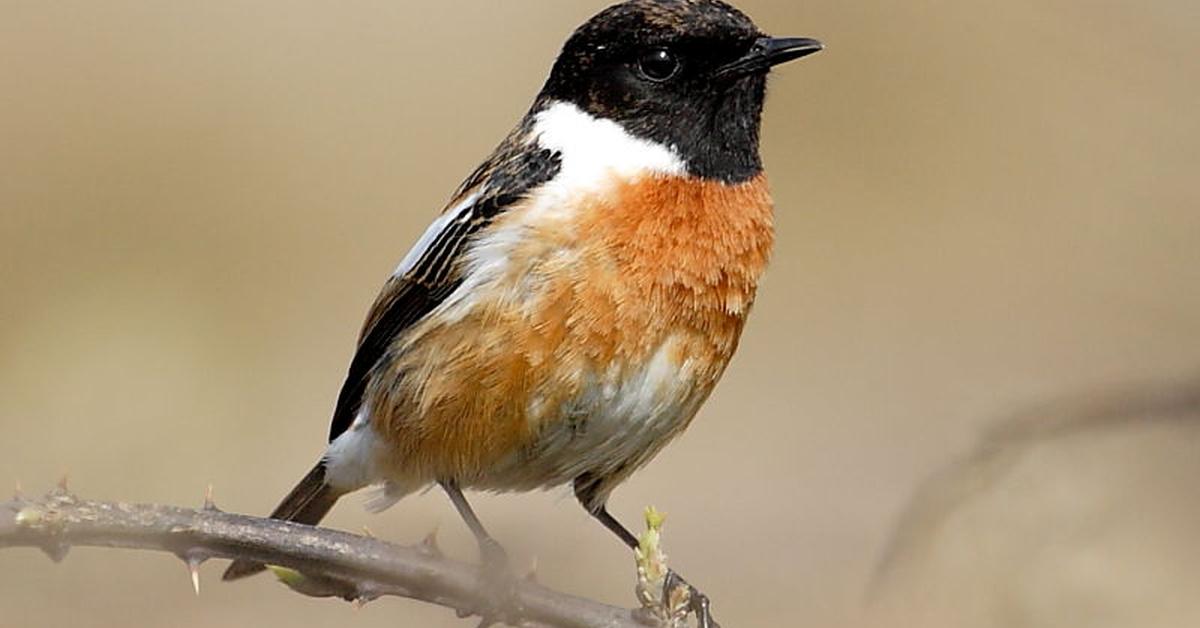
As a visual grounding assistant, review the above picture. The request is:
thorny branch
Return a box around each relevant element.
[0,486,667,628]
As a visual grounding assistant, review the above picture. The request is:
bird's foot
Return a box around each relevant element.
[458,538,521,627]
[663,570,721,628]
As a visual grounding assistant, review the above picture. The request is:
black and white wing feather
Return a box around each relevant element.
[327,137,561,442]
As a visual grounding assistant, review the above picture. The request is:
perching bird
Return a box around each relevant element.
[224,0,820,623]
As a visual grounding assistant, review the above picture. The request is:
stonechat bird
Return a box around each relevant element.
[224,0,820,623]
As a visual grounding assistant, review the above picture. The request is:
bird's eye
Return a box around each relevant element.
[637,48,680,82]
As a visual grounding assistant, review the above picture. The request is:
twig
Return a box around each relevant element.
[0,488,650,628]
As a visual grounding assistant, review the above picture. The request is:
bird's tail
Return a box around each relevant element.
[221,462,342,581]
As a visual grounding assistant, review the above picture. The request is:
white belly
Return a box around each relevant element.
[474,336,703,493]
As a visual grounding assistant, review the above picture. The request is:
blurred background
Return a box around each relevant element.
[1,1,1197,626]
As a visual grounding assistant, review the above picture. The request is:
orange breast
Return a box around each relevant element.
[578,173,775,358]
[368,173,775,483]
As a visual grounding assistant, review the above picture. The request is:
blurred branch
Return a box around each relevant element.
[0,487,652,628]
[871,378,1200,594]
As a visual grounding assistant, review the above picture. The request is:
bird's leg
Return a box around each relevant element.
[441,480,509,569]
[592,504,640,549]
[587,502,722,628]
[440,481,518,622]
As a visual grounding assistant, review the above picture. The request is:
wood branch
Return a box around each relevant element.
[0,487,653,628]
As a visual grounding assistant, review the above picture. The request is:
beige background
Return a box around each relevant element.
[1,1,1197,627]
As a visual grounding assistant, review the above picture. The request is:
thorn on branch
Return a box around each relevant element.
[354,584,385,607]
[179,550,210,596]
[203,484,218,512]
[188,558,202,596]
[524,557,539,583]
[419,527,443,558]
[40,541,71,564]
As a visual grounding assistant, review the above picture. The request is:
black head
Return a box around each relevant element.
[539,0,821,183]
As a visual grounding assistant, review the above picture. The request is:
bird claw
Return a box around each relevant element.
[460,538,522,626]
[479,537,509,572]
[663,570,721,628]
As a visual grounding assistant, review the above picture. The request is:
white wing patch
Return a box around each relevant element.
[393,191,482,278]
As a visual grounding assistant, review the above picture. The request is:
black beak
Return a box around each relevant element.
[714,36,823,80]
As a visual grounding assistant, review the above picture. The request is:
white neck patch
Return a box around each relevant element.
[532,101,685,189]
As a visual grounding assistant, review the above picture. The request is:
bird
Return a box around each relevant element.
[223,0,821,623]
